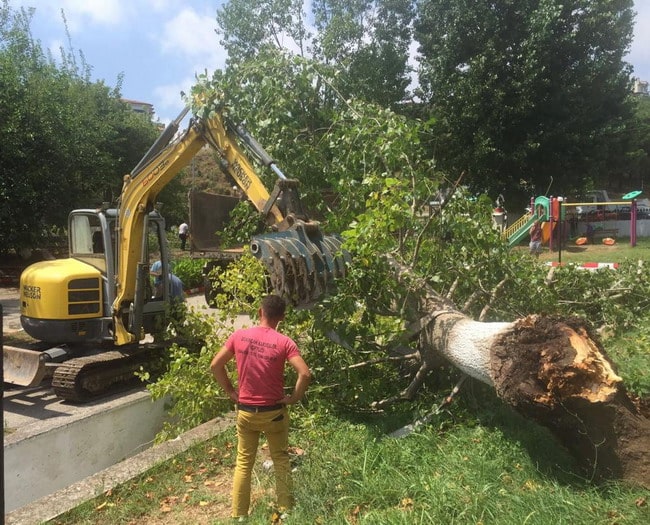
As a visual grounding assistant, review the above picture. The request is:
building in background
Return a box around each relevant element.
[633,78,649,96]
[122,99,155,118]
[122,99,165,131]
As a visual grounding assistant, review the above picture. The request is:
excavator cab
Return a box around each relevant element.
[19,208,171,345]
[19,209,116,345]
[8,208,172,389]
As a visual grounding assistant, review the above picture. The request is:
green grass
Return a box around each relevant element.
[531,236,650,264]
[46,235,650,525]
[606,323,650,397]
[50,391,650,525]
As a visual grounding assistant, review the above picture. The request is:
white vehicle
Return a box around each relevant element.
[575,190,617,217]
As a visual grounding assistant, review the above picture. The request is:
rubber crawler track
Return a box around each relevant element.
[51,345,164,402]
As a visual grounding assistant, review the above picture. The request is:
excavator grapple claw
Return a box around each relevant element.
[250,221,350,306]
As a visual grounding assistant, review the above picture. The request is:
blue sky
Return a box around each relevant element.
[9,0,650,125]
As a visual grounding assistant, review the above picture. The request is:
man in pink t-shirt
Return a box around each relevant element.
[210,295,311,520]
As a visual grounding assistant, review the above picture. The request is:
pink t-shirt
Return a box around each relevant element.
[224,326,301,405]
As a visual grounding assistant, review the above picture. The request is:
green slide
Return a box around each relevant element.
[507,196,550,247]
[508,214,544,247]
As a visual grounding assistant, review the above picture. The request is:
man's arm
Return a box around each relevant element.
[280,355,312,405]
[210,346,238,403]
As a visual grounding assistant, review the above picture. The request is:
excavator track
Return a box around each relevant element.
[51,345,165,402]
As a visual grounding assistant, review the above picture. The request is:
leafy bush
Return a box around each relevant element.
[146,71,650,439]
[170,257,206,289]
[144,252,271,439]
[606,321,650,397]
[140,304,239,441]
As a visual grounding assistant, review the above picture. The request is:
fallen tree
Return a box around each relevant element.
[148,78,649,490]
[378,263,650,488]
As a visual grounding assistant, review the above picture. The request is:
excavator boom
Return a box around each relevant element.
[113,108,283,343]
[113,105,348,344]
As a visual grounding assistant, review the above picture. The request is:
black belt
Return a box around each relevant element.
[237,403,284,413]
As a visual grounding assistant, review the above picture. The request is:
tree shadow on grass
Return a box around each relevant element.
[349,377,590,488]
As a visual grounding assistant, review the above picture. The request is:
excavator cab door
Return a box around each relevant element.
[127,214,171,339]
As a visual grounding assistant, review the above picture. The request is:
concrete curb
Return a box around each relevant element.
[4,390,171,512]
[5,413,235,525]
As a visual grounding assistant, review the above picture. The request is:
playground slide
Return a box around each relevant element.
[506,196,552,247]
[507,217,554,247]
[541,222,554,244]
[507,214,539,247]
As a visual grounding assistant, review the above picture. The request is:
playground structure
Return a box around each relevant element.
[503,196,551,247]
[502,193,644,249]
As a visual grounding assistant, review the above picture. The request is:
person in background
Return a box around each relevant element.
[92,231,104,253]
[210,294,311,521]
[178,221,189,250]
[529,219,542,258]
[150,260,185,300]
[586,223,595,245]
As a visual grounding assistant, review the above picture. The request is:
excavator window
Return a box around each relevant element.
[70,214,103,255]
[92,231,104,253]
[144,219,166,301]
[69,212,108,273]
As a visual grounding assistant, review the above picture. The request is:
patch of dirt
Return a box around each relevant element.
[121,470,232,525]
[121,444,301,524]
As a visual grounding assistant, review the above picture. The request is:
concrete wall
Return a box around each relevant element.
[5,415,234,525]
[4,390,169,512]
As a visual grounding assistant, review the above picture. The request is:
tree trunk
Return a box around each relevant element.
[438,313,649,487]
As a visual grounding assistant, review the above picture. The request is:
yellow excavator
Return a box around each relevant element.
[4,104,348,401]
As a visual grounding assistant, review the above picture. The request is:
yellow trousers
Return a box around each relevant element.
[232,407,293,518]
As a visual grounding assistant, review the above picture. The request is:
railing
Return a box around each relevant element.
[503,213,532,240]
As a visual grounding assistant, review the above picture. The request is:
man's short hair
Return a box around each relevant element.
[261,294,286,320]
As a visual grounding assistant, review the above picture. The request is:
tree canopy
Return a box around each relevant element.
[414,0,637,203]
[214,0,644,204]
[3,0,646,253]
[161,43,650,412]
[216,0,414,109]
[0,1,159,253]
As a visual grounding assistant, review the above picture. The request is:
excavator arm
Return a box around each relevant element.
[7,102,348,400]
[113,105,347,345]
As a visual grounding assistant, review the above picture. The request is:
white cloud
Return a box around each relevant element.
[153,77,194,118]
[20,0,172,33]
[9,0,127,32]
[58,0,126,30]
[46,38,65,56]
[156,6,227,77]
[148,6,227,122]
[143,0,174,11]
[159,8,219,58]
